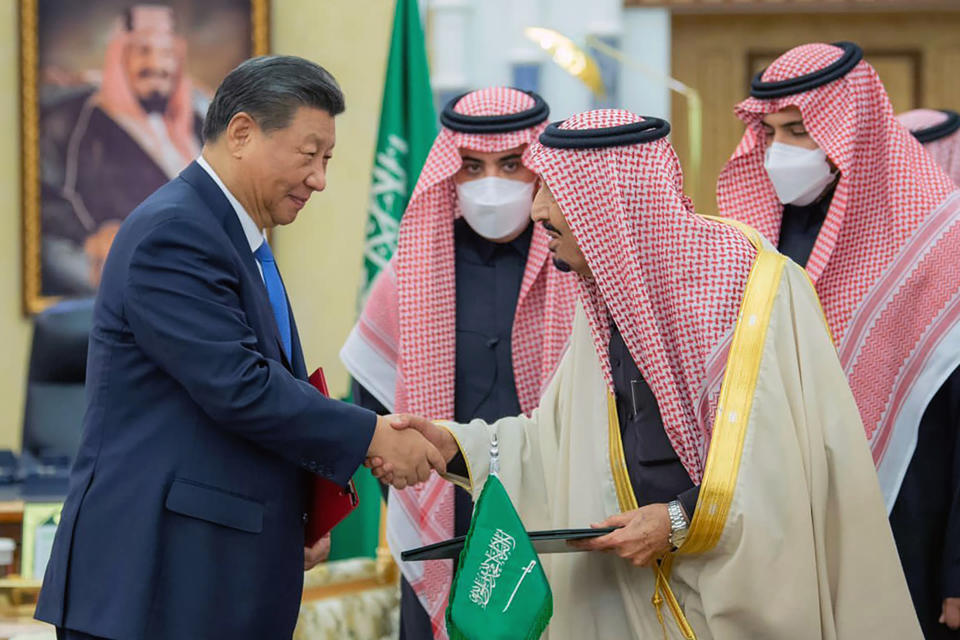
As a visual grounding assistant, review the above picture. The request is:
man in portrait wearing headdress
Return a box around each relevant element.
[40,4,204,295]
[717,42,960,637]
[340,87,577,639]
[376,109,920,639]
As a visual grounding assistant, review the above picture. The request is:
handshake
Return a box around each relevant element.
[364,415,459,489]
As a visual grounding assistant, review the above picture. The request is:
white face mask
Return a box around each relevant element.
[763,142,838,206]
[456,177,534,241]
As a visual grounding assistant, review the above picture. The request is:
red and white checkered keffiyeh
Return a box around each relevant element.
[529,109,757,481]
[389,88,576,638]
[717,43,960,506]
[897,109,960,186]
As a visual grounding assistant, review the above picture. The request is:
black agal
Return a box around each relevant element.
[911,110,960,144]
[750,42,863,99]
[539,117,671,150]
[440,90,549,134]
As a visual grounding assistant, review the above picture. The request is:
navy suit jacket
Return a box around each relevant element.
[35,161,377,639]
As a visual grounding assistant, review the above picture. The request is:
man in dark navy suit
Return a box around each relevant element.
[35,56,446,640]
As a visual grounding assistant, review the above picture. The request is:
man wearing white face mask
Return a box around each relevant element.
[718,42,960,638]
[456,167,536,241]
[340,87,577,640]
[761,118,839,266]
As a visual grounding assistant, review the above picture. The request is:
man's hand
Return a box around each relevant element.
[365,415,459,486]
[940,597,960,630]
[569,504,672,567]
[365,415,446,490]
[390,414,460,462]
[304,533,331,571]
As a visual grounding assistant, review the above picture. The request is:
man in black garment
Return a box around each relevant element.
[717,41,960,636]
[339,87,575,639]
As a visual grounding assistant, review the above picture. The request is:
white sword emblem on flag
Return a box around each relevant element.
[502,560,536,612]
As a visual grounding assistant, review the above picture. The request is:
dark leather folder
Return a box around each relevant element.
[401,527,617,561]
[305,367,360,546]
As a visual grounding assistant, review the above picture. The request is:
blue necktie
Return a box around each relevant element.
[254,242,292,360]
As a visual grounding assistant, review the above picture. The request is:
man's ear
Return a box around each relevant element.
[225,112,257,159]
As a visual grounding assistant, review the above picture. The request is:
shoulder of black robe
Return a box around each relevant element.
[607,323,700,517]
[453,216,533,264]
[452,217,532,534]
[452,215,528,422]
[889,364,960,635]
[351,378,389,415]
[937,366,960,598]
[777,187,834,267]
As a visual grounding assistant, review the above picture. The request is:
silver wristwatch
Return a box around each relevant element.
[667,500,690,549]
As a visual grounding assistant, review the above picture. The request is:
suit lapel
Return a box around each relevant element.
[179,161,298,377]
[287,301,308,379]
[179,162,258,273]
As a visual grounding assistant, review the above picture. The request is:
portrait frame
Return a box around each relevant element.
[20,0,271,314]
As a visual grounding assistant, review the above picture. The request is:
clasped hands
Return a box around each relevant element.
[304,415,444,571]
[364,414,458,489]
[363,417,672,567]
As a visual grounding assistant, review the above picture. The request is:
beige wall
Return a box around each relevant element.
[0,0,394,449]
[272,1,393,398]
[1,0,34,451]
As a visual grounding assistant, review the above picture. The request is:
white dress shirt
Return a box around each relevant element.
[195,155,266,281]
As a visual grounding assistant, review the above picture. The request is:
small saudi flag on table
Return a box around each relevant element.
[447,436,553,640]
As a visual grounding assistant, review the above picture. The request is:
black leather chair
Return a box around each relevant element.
[22,299,94,461]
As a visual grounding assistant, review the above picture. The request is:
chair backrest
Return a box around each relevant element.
[23,299,94,460]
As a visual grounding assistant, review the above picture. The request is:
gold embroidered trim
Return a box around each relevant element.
[607,393,695,638]
[438,422,474,492]
[681,248,786,554]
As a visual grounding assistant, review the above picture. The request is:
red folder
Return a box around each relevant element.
[305,367,360,546]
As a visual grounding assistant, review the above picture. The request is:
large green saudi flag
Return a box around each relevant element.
[330,0,437,560]
[447,474,553,640]
[359,0,437,302]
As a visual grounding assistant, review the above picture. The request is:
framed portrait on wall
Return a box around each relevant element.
[20,0,270,314]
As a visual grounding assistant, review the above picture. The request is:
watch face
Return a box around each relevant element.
[671,528,688,548]
[667,501,689,548]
